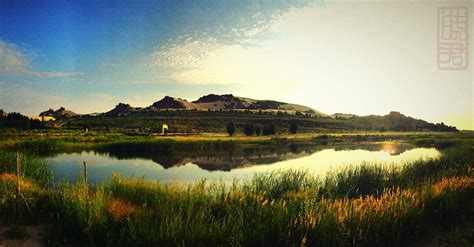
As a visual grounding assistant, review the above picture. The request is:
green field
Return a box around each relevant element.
[1,127,468,148]
[72,112,456,132]
[5,109,455,134]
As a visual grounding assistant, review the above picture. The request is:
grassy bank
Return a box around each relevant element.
[1,128,468,151]
[0,141,472,246]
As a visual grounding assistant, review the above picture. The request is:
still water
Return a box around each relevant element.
[45,142,440,184]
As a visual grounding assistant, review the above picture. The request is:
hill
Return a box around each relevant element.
[39,107,78,119]
[104,103,137,116]
[94,94,325,117]
[36,94,458,133]
[344,111,457,132]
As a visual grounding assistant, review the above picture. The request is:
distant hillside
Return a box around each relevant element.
[104,103,136,116]
[99,94,325,117]
[38,94,458,133]
[151,96,194,109]
[346,111,457,132]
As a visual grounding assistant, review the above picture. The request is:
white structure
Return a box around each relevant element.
[162,124,169,135]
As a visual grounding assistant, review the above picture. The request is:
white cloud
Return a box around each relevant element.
[146,13,278,71]
[0,40,80,78]
[148,36,220,69]
[101,62,121,68]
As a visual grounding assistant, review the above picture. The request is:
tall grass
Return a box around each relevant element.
[321,144,472,199]
[0,143,472,246]
[0,149,52,186]
[22,174,468,246]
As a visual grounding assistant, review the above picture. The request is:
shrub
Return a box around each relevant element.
[226,122,236,136]
[262,124,276,136]
[243,123,254,136]
[289,122,298,134]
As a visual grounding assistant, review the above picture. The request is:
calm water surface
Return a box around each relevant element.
[45,142,440,184]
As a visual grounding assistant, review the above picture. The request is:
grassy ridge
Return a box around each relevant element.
[0,141,472,246]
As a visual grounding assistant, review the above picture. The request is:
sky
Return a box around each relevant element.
[0,0,472,129]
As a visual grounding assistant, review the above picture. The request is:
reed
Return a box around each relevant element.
[0,149,53,186]
[0,143,472,246]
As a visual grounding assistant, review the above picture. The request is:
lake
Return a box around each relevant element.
[44,142,440,184]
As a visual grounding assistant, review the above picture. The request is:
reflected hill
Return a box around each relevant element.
[86,141,415,171]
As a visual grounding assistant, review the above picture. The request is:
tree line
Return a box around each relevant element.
[0,110,45,130]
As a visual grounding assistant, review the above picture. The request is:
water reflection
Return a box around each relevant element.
[91,142,417,171]
[45,142,440,184]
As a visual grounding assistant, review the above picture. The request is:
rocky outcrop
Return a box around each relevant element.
[193,94,237,103]
[40,107,77,118]
[151,96,189,109]
[105,103,135,116]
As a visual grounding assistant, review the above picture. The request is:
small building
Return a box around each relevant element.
[162,124,169,135]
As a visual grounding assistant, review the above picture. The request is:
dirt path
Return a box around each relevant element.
[0,225,45,247]
[412,225,473,247]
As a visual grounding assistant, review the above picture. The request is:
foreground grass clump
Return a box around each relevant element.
[322,143,472,199]
[2,174,467,246]
[0,149,52,186]
[0,143,472,246]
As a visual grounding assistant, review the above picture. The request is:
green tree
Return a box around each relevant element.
[262,124,276,136]
[255,126,261,136]
[289,122,298,134]
[0,109,5,128]
[243,123,254,136]
[226,122,236,136]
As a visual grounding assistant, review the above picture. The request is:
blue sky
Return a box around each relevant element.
[0,0,314,108]
[0,0,472,129]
